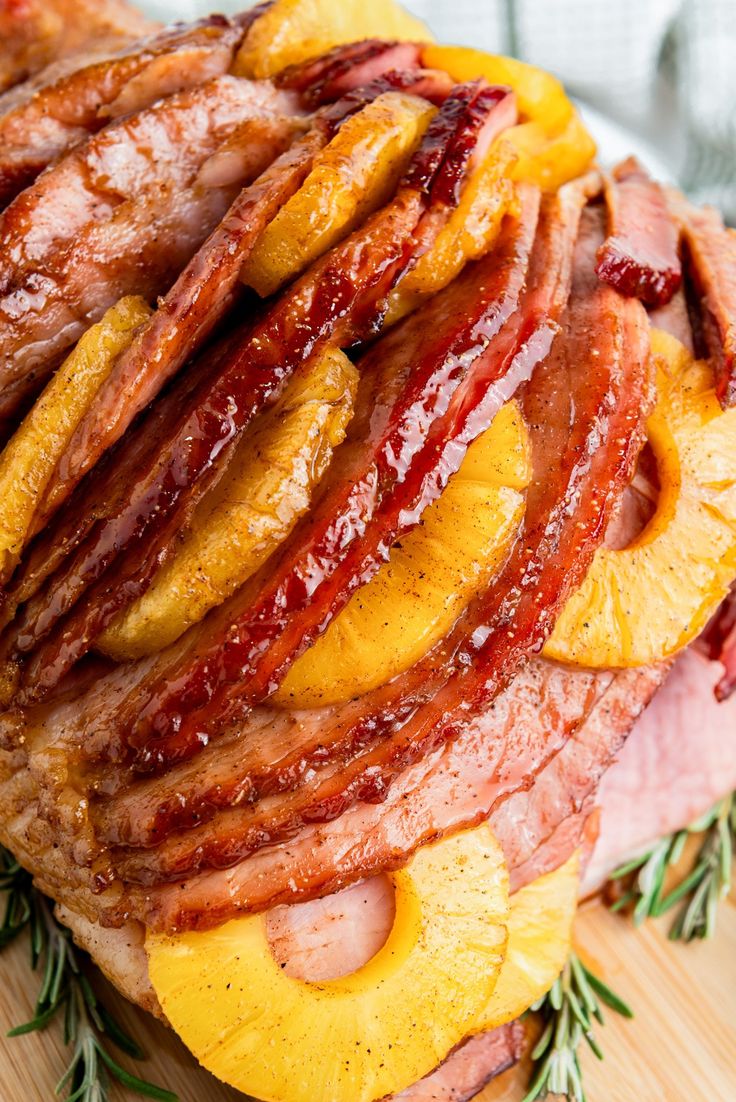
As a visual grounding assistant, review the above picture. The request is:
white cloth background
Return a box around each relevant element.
[144,0,736,219]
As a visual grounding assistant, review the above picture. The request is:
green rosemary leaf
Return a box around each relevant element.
[0,846,178,1102]
[522,950,632,1102]
[607,791,736,942]
[97,1047,178,1102]
[582,966,634,1019]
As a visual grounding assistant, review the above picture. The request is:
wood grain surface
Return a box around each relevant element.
[0,894,734,1102]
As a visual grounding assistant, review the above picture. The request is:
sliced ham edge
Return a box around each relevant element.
[595,156,682,308]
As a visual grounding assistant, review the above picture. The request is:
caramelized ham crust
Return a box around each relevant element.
[595,157,681,307]
[0,17,247,208]
[0,74,300,428]
[678,199,736,408]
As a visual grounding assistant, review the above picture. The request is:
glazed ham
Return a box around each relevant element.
[0,40,734,1102]
[678,197,736,408]
[0,17,248,208]
[0,0,155,94]
[0,73,300,427]
[595,157,681,307]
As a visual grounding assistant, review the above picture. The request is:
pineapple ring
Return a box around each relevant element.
[276,400,530,708]
[0,296,151,584]
[241,92,434,298]
[545,329,736,668]
[421,45,596,191]
[473,851,579,1032]
[147,824,509,1102]
[234,0,432,80]
[99,347,357,661]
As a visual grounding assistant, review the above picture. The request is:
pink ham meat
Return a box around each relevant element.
[276,40,434,108]
[582,648,736,893]
[0,74,300,428]
[391,1025,525,1101]
[595,157,681,307]
[678,199,736,408]
[266,876,524,1101]
[0,16,246,208]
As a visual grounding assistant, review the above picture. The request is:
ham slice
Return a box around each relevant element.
[0,17,246,208]
[0,74,300,428]
[582,648,736,892]
[595,157,681,307]
[678,198,736,408]
[277,40,431,108]
[390,1024,525,1101]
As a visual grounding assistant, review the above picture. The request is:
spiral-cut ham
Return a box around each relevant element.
[0,74,301,428]
[102,190,645,879]
[678,199,736,408]
[595,157,681,307]
[79,173,596,852]
[0,16,247,208]
[7,81,518,706]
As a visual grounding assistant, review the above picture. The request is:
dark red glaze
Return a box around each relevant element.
[595,157,681,307]
[8,83,514,702]
[109,185,541,774]
[697,585,736,702]
[679,199,736,408]
[276,39,427,107]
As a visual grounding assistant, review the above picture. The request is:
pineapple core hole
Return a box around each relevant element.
[264,874,396,982]
[604,441,660,551]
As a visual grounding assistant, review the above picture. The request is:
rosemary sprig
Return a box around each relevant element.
[0,846,177,1102]
[607,792,736,941]
[522,951,633,1102]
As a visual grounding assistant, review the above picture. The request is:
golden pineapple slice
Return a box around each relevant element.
[473,851,579,1032]
[545,329,736,668]
[99,347,357,661]
[386,135,517,323]
[0,296,151,582]
[147,824,509,1102]
[242,92,435,298]
[421,45,596,190]
[276,400,531,708]
[235,0,432,80]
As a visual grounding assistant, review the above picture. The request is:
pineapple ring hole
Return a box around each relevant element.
[264,875,396,981]
[603,440,661,551]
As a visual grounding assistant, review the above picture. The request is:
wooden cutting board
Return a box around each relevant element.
[0,894,734,1102]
